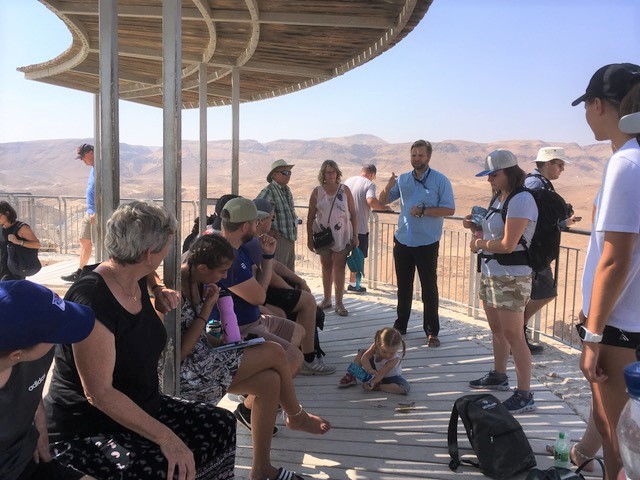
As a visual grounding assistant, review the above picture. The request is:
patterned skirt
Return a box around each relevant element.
[51,395,236,479]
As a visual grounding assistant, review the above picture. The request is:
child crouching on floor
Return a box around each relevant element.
[338,327,410,394]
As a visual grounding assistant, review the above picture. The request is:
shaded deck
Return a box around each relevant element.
[32,259,598,479]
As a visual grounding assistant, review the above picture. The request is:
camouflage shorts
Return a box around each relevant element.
[479,274,532,312]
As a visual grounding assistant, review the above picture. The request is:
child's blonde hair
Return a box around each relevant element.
[374,327,406,359]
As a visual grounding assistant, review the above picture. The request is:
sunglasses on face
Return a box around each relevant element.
[276,170,292,176]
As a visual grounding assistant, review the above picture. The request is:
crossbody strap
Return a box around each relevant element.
[325,185,341,227]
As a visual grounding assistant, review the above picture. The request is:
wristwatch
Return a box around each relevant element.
[578,325,603,343]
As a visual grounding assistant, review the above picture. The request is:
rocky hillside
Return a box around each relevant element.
[0,135,611,226]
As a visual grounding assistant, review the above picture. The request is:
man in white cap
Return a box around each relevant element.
[257,159,298,271]
[522,147,579,354]
[0,280,95,480]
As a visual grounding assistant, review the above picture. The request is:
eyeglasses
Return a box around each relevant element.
[276,170,292,176]
[549,160,565,168]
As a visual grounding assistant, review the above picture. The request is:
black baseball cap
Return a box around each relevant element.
[76,143,94,159]
[571,63,640,106]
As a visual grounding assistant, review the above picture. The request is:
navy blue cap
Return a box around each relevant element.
[0,280,95,350]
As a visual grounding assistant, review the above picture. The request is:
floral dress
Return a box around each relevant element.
[180,298,244,403]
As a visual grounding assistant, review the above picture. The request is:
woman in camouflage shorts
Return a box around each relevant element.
[464,150,539,414]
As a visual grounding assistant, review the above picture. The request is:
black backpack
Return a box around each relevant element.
[484,174,570,275]
[448,394,536,479]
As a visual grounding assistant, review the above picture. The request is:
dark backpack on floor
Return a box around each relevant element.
[448,393,536,479]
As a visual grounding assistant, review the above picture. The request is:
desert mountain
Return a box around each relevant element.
[0,135,611,225]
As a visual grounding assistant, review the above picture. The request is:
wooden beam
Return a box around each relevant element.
[45,1,392,29]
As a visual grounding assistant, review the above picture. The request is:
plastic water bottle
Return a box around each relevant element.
[217,292,241,343]
[617,362,640,480]
[553,431,570,469]
[206,319,222,339]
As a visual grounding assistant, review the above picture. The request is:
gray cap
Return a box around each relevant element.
[476,150,518,177]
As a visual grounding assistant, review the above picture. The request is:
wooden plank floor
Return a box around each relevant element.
[219,296,599,480]
[32,259,598,480]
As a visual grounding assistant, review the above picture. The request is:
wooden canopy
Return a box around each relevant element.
[19,0,432,109]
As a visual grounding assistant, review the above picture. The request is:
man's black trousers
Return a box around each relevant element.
[392,239,440,337]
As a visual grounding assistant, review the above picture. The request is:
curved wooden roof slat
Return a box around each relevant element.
[18,0,432,109]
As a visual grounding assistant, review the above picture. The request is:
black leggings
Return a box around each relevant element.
[51,395,236,479]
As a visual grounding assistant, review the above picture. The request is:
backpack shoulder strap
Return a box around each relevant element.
[447,400,461,471]
[499,187,528,223]
[527,172,555,191]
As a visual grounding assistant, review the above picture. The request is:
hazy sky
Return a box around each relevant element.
[1,1,638,147]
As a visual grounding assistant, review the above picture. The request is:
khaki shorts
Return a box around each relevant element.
[479,274,531,312]
[80,215,93,241]
[239,314,297,347]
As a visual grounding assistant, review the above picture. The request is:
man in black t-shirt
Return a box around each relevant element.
[0,281,94,480]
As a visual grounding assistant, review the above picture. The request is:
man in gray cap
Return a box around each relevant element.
[257,159,298,271]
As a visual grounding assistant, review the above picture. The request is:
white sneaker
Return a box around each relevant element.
[300,357,336,375]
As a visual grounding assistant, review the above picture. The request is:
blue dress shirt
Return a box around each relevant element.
[387,167,455,247]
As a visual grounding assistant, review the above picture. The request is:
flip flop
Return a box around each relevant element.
[427,336,440,347]
[274,467,305,480]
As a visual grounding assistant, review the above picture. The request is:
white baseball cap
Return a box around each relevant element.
[620,112,640,134]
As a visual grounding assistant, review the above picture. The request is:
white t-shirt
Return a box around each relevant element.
[343,175,376,235]
[480,191,538,277]
[581,138,640,332]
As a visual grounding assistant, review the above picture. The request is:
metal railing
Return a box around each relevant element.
[294,205,589,350]
[1,193,588,349]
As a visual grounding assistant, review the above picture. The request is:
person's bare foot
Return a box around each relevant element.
[286,409,331,434]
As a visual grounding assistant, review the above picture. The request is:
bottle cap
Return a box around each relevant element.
[623,362,640,399]
[558,432,566,439]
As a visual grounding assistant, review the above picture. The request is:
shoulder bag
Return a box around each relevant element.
[312,186,341,251]
[7,222,42,277]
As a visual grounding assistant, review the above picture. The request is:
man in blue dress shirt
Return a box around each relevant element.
[379,140,455,346]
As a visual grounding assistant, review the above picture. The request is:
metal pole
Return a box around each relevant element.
[199,63,208,231]
[231,67,240,195]
[98,0,120,261]
[93,95,102,261]
[161,0,182,395]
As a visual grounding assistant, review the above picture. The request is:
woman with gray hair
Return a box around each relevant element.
[45,201,236,480]
[307,160,358,316]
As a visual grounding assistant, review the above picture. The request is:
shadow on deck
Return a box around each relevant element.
[31,259,597,480]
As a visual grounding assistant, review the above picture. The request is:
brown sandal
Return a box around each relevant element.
[335,305,348,316]
[317,300,332,310]
[427,336,441,347]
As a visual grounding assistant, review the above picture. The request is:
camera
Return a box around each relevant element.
[566,203,574,217]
